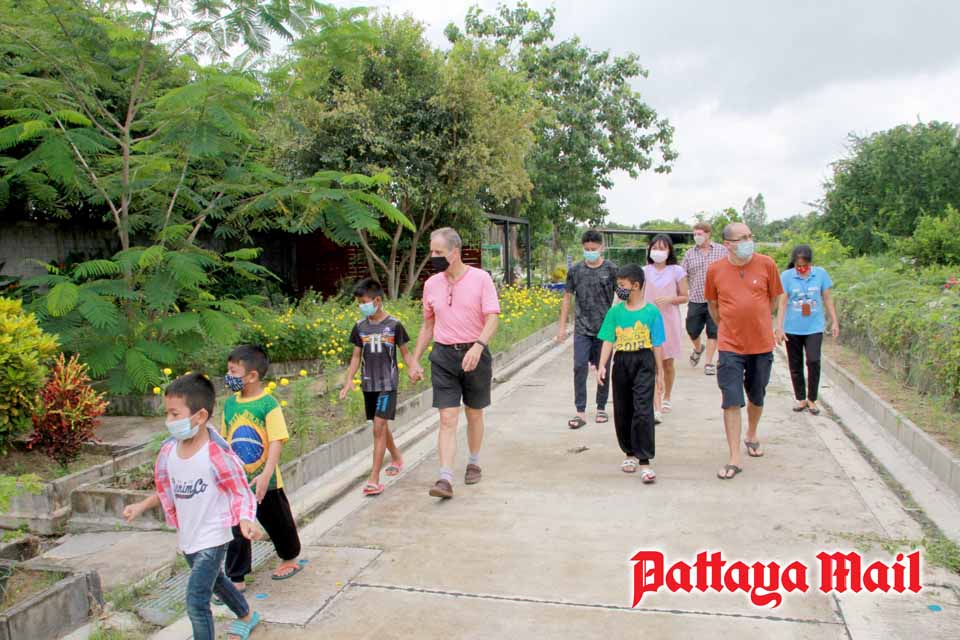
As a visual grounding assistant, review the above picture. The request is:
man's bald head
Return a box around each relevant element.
[722,222,752,241]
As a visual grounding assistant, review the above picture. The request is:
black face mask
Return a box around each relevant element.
[615,286,632,300]
[430,256,450,272]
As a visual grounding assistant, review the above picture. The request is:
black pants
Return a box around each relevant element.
[612,350,656,463]
[785,332,823,402]
[573,334,610,412]
[225,488,301,582]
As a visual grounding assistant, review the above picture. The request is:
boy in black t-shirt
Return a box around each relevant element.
[340,278,418,496]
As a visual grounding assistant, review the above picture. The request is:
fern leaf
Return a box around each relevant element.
[200,309,239,345]
[77,292,120,330]
[223,248,261,260]
[72,259,122,279]
[143,273,179,312]
[124,347,162,392]
[158,312,201,335]
[138,245,166,269]
[352,191,415,231]
[167,252,210,289]
[46,282,80,316]
[136,340,179,365]
[81,341,125,377]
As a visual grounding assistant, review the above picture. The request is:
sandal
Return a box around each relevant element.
[362,482,384,496]
[640,468,657,484]
[717,464,742,480]
[661,399,672,414]
[704,364,716,376]
[596,410,609,424]
[385,461,404,476]
[654,411,663,425]
[227,611,261,640]
[744,441,764,457]
[621,458,638,473]
[567,416,587,429]
[690,346,705,366]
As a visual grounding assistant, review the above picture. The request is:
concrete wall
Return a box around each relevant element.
[0,223,117,280]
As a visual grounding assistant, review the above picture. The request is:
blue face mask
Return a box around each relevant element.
[735,240,755,260]
[359,302,377,318]
[583,250,600,262]
[166,415,199,441]
[224,373,245,392]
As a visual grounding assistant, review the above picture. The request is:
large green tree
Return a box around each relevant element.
[0,0,407,250]
[446,2,677,252]
[271,12,537,297]
[820,121,960,254]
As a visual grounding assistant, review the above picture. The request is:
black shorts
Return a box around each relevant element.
[717,351,774,409]
[430,343,493,410]
[363,390,398,421]
[686,301,718,340]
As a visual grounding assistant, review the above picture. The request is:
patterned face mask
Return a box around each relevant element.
[615,285,632,300]
[224,373,245,392]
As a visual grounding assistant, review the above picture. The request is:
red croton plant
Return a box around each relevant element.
[29,354,108,467]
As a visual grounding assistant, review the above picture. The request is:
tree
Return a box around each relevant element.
[447,3,677,254]
[0,0,406,250]
[272,12,536,297]
[820,121,960,254]
[696,207,742,242]
[742,193,767,232]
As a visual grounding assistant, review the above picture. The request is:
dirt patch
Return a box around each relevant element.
[107,463,155,491]
[0,567,65,610]
[0,448,112,481]
[823,338,960,456]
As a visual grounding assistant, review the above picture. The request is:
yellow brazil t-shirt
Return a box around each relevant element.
[597,302,666,351]
[220,391,289,490]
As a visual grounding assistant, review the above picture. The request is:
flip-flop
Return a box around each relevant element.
[793,401,807,412]
[567,416,587,429]
[271,564,303,581]
[640,468,657,484]
[808,405,821,416]
[717,464,742,480]
[744,441,764,457]
[621,458,638,473]
[596,410,609,424]
[385,461,404,476]
[690,346,705,366]
[227,611,261,640]
[662,400,672,414]
[362,482,384,496]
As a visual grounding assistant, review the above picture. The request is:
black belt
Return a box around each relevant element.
[437,342,477,351]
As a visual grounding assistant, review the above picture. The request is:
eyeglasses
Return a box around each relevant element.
[447,285,453,307]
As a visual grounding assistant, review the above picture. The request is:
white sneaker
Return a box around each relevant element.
[654,411,663,424]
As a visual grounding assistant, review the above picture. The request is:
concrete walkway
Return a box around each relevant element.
[158,341,958,639]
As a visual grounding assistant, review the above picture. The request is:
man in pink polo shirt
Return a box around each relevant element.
[410,227,501,499]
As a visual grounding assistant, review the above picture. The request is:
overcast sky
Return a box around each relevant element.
[343,1,960,225]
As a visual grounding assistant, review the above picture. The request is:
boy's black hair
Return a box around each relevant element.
[228,344,269,379]
[617,263,645,288]
[165,373,216,416]
[353,277,384,300]
[787,244,813,269]
[581,229,603,245]
[646,234,678,265]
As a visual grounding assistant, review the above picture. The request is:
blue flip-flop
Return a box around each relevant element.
[227,610,261,639]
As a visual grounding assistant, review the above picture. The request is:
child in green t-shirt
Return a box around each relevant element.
[221,345,302,591]
[597,264,665,483]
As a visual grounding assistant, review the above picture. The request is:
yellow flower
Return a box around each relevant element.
[162,368,172,376]
[398,362,405,370]
[152,386,162,395]
[268,381,277,389]
[281,400,288,407]
[280,378,289,386]
[266,387,274,395]
[184,370,192,376]
[299,369,308,377]
[352,378,360,385]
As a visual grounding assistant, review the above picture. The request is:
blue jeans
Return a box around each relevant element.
[573,334,610,412]
[185,543,249,640]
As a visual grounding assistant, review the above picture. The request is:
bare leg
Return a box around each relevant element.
[722,406,743,469]
[662,358,676,402]
[745,401,764,455]
[384,425,402,464]
[464,407,485,458]
[369,418,388,485]
[705,338,718,365]
[437,407,461,471]
[690,335,702,353]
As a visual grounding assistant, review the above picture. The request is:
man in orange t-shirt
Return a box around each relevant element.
[704,222,784,481]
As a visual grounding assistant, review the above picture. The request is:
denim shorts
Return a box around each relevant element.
[716,351,774,409]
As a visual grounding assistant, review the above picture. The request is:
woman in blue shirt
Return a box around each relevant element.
[774,245,840,415]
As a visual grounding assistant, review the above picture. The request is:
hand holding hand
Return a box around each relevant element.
[252,473,270,503]
[239,519,262,541]
[409,365,424,382]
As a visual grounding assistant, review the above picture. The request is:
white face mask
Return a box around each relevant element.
[650,249,669,264]
[166,415,200,441]
[694,234,707,246]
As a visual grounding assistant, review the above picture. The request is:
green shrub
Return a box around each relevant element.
[761,230,852,270]
[0,297,59,449]
[895,205,960,267]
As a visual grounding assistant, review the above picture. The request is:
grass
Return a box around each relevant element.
[830,531,960,575]
[105,577,160,614]
[0,448,111,481]
[0,568,65,610]
[822,338,960,456]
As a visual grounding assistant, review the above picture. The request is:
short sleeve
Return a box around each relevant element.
[650,310,666,347]
[780,271,789,292]
[565,264,577,291]
[349,323,362,348]
[673,265,687,281]
[422,283,435,320]
[480,271,500,315]
[219,410,226,437]
[767,259,785,297]
[820,268,833,291]
[265,405,289,443]
[704,265,718,302]
[394,321,410,346]
[597,307,617,343]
